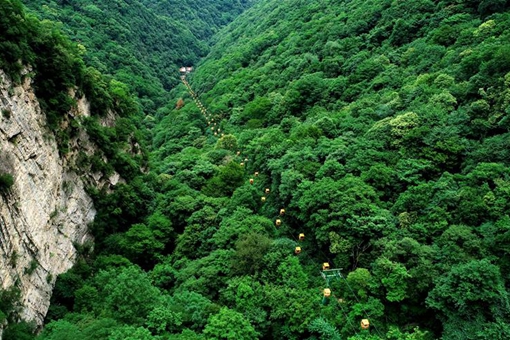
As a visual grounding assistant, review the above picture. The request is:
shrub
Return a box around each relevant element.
[0,173,14,192]
[2,109,11,119]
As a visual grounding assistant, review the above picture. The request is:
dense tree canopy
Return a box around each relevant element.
[2,0,510,338]
[22,0,255,113]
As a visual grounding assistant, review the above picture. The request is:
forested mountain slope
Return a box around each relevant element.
[0,0,148,338]
[147,0,510,338]
[22,0,255,112]
[7,0,510,339]
[140,0,254,41]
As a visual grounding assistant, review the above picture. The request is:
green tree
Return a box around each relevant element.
[233,233,273,275]
[108,325,155,340]
[203,307,258,340]
[146,297,183,334]
[37,320,82,340]
[427,259,510,338]
[372,258,411,302]
[212,207,273,249]
[118,223,166,266]
[308,317,341,340]
[215,134,238,151]
[94,266,161,325]
[203,161,245,197]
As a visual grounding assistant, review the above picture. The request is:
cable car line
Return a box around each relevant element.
[179,66,376,336]
[335,291,359,335]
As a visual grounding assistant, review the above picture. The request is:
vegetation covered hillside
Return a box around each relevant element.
[0,1,148,338]
[4,0,510,339]
[147,0,510,338]
[22,0,255,113]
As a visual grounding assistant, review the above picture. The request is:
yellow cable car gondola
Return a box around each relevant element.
[361,319,370,330]
[322,288,331,305]
[299,233,305,241]
[295,246,301,255]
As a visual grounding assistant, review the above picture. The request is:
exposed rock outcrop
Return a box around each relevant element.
[0,69,104,327]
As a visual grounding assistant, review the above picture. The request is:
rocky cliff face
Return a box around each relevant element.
[0,69,102,328]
